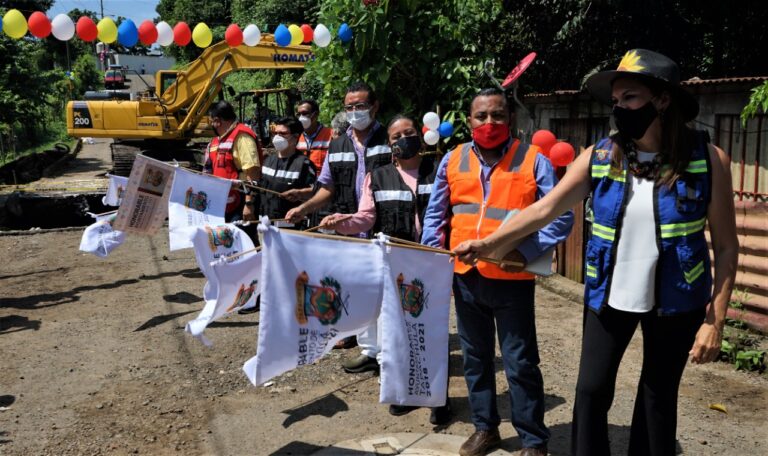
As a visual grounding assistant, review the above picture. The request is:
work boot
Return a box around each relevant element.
[459,428,501,456]
[429,399,453,425]
[341,354,379,373]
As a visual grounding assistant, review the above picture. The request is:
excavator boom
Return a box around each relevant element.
[66,36,314,140]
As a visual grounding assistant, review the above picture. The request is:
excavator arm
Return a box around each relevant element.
[66,35,314,140]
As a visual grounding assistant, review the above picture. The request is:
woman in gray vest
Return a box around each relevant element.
[320,115,450,425]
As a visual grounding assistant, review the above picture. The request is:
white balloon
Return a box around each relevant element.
[51,14,75,41]
[313,24,331,48]
[424,129,440,146]
[243,24,261,46]
[156,21,173,47]
[423,112,440,131]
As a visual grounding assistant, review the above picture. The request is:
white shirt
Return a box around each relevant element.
[608,151,659,313]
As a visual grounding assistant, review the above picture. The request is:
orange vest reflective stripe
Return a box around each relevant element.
[297,126,333,172]
[446,140,540,280]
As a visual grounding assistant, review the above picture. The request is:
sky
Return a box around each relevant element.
[48,0,160,25]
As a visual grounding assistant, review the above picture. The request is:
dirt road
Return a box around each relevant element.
[0,141,766,455]
[1,227,766,455]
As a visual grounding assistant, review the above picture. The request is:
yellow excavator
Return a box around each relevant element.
[66,35,314,175]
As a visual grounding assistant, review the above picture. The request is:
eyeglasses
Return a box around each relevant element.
[343,102,371,112]
[297,110,314,117]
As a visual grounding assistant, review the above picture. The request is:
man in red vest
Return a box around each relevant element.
[204,100,263,222]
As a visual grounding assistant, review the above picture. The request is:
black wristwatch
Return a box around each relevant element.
[245,199,256,207]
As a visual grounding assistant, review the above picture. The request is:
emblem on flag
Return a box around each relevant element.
[294,271,349,325]
[226,279,259,312]
[396,273,429,318]
[205,226,235,251]
[184,187,210,211]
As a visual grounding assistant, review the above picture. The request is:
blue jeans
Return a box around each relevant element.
[453,269,549,448]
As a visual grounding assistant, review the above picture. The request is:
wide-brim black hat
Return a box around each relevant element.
[585,49,699,120]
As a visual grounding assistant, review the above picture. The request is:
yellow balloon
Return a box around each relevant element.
[192,23,212,48]
[3,9,28,39]
[288,24,303,46]
[97,17,117,43]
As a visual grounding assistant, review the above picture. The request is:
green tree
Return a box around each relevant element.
[304,0,499,141]
[155,0,233,63]
[231,0,320,30]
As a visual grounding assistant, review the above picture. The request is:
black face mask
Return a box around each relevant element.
[612,101,658,140]
[391,135,422,160]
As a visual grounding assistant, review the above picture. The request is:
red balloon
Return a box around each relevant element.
[173,22,191,46]
[422,125,430,135]
[225,24,243,47]
[28,11,52,38]
[138,20,158,45]
[549,141,576,167]
[300,24,313,43]
[76,16,98,42]
[531,129,557,156]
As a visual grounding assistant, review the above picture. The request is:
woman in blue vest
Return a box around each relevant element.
[454,49,739,456]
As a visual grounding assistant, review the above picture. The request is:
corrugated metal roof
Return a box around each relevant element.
[682,76,768,86]
[524,76,768,99]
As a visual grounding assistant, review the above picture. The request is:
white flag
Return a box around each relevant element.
[185,224,257,345]
[243,225,385,386]
[102,174,128,207]
[379,242,453,407]
[112,155,175,235]
[79,212,126,258]
[168,168,231,251]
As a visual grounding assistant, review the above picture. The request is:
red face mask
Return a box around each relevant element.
[472,122,510,149]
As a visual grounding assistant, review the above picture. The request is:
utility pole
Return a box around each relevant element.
[100,0,108,71]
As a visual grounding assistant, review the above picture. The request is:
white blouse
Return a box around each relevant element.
[608,151,659,313]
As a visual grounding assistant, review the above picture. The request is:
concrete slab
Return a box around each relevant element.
[314,432,515,456]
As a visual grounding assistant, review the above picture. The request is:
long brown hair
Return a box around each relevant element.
[609,76,695,185]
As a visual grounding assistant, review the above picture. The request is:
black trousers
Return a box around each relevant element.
[571,305,705,456]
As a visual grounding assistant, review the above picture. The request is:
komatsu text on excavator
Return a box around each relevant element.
[66,36,313,175]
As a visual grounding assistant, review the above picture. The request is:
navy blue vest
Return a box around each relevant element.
[585,133,712,315]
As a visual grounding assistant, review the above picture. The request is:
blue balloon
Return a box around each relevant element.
[338,23,353,43]
[274,24,291,47]
[438,121,454,138]
[117,19,138,47]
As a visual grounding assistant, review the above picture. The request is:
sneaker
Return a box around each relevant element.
[389,404,419,416]
[429,399,453,425]
[341,354,379,373]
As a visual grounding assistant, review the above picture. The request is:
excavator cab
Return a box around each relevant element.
[234,88,301,147]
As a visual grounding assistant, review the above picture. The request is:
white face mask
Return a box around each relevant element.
[272,135,290,151]
[346,110,373,131]
[298,115,313,130]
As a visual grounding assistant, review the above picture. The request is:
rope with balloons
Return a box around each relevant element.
[1,8,353,49]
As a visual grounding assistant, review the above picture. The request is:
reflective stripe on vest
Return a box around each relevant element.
[660,217,706,238]
[417,184,433,195]
[685,159,707,174]
[374,190,413,202]
[591,164,626,182]
[446,140,539,280]
[592,222,617,241]
[366,145,391,157]
[262,166,300,180]
[328,152,356,162]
